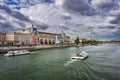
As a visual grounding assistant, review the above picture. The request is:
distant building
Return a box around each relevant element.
[6,32,19,45]
[0,32,6,46]
[60,31,70,44]
[79,39,86,43]
[2,25,70,46]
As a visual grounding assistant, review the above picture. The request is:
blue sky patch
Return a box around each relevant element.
[5,0,18,5]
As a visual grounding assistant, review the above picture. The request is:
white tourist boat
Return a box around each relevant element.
[71,51,88,60]
[4,50,30,57]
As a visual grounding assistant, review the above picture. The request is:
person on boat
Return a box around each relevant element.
[12,51,15,56]
[77,52,80,56]
[78,52,84,57]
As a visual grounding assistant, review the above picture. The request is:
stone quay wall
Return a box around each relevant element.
[0,44,75,53]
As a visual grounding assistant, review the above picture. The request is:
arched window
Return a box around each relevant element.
[37,38,39,43]
[49,39,51,45]
[45,39,48,45]
[52,40,55,44]
[61,40,64,43]
[40,39,43,44]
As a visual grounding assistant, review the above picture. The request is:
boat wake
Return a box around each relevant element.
[64,59,77,67]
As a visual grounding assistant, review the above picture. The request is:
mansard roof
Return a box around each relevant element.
[38,31,60,36]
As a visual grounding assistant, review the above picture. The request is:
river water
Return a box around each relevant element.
[0,44,120,80]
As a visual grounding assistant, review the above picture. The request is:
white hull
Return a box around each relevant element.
[71,55,88,60]
[4,50,30,57]
[71,51,88,60]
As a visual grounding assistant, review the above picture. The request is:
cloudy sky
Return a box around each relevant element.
[0,0,120,40]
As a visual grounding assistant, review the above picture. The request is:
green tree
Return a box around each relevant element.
[74,37,79,45]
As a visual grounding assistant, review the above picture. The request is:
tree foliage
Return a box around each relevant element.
[74,37,79,45]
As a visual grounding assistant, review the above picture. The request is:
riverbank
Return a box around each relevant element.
[0,44,75,53]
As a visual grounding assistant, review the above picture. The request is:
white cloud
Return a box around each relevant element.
[13,0,120,39]
[91,0,119,14]
[55,0,64,6]
[20,4,67,28]
[0,0,120,39]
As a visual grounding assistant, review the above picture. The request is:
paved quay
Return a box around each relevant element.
[0,44,75,53]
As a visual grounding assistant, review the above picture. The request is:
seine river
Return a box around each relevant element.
[0,44,120,80]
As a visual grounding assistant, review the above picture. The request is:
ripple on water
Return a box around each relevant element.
[0,44,120,80]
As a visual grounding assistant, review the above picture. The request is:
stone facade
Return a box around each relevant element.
[31,32,57,45]
[2,26,70,46]
[0,32,6,46]
[60,33,70,44]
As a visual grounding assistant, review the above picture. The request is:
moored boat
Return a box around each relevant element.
[4,50,30,57]
[71,51,88,60]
